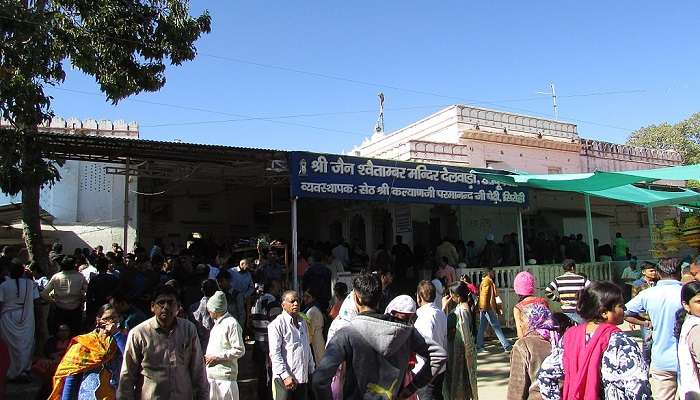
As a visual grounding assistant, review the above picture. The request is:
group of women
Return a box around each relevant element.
[507,270,700,400]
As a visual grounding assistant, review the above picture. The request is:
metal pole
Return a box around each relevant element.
[584,194,595,262]
[291,197,299,291]
[123,157,130,254]
[647,207,655,250]
[517,208,526,269]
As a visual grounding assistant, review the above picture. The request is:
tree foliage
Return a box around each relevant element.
[627,113,700,165]
[0,1,211,271]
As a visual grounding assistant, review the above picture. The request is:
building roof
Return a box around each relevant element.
[0,203,54,227]
[33,132,287,164]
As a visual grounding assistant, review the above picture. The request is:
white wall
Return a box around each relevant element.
[0,160,138,253]
[458,205,519,249]
[562,217,612,246]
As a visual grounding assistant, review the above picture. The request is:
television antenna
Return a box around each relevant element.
[537,83,558,120]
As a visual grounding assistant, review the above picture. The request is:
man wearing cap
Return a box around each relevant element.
[625,258,683,400]
[205,291,246,400]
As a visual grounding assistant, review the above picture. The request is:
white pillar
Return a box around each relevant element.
[291,197,299,291]
[517,208,526,268]
[584,194,596,262]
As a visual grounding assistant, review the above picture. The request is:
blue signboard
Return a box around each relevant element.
[289,152,527,207]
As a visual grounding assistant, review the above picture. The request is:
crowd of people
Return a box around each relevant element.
[0,236,699,400]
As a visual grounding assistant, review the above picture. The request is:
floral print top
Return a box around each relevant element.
[537,332,652,400]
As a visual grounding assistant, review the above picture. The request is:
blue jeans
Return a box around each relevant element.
[476,310,511,351]
[564,311,583,324]
[640,325,653,367]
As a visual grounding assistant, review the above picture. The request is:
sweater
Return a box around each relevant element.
[312,312,447,399]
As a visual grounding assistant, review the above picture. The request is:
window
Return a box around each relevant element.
[548,167,562,174]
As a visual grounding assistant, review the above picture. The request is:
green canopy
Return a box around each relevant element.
[475,164,700,192]
[584,185,700,208]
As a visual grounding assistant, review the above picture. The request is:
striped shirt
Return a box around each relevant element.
[545,272,590,312]
[250,293,282,342]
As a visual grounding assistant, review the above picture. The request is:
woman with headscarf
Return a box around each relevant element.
[513,271,551,339]
[507,293,556,399]
[0,260,39,382]
[49,303,126,400]
[443,282,479,400]
[384,295,418,400]
[384,295,417,323]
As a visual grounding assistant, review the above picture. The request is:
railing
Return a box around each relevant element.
[336,262,617,328]
[457,262,615,327]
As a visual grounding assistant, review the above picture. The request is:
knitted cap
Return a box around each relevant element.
[207,290,228,313]
[513,271,536,296]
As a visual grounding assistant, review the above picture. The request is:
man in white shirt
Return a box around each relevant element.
[205,291,246,400]
[414,280,448,400]
[332,241,350,268]
[436,238,459,267]
[268,290,315,399]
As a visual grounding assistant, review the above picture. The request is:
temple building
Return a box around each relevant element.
[308,105,686,259]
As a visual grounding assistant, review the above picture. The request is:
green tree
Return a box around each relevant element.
[0,1,211,273]
[627,113,700,165]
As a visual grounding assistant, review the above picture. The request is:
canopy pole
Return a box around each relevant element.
[647,207,655,250]
[291,197,299,291]
[517,208,526,269]
[585,195,596,262]
[123,156,130,255]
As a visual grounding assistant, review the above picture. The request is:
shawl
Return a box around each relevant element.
[327,291,358,343]
[678,315,700,399]
[517,297,554,342]
[562,323,620,400]
[49,331,117,400]
[327,292,358,400]
[443,304,479,400]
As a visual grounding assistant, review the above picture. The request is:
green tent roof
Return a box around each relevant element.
[584,185,700,208]
[475,164,700,192]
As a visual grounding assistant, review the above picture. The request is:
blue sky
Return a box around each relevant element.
[45,1,700,153]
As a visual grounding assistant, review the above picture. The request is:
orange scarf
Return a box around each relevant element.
[49,331,117,400]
